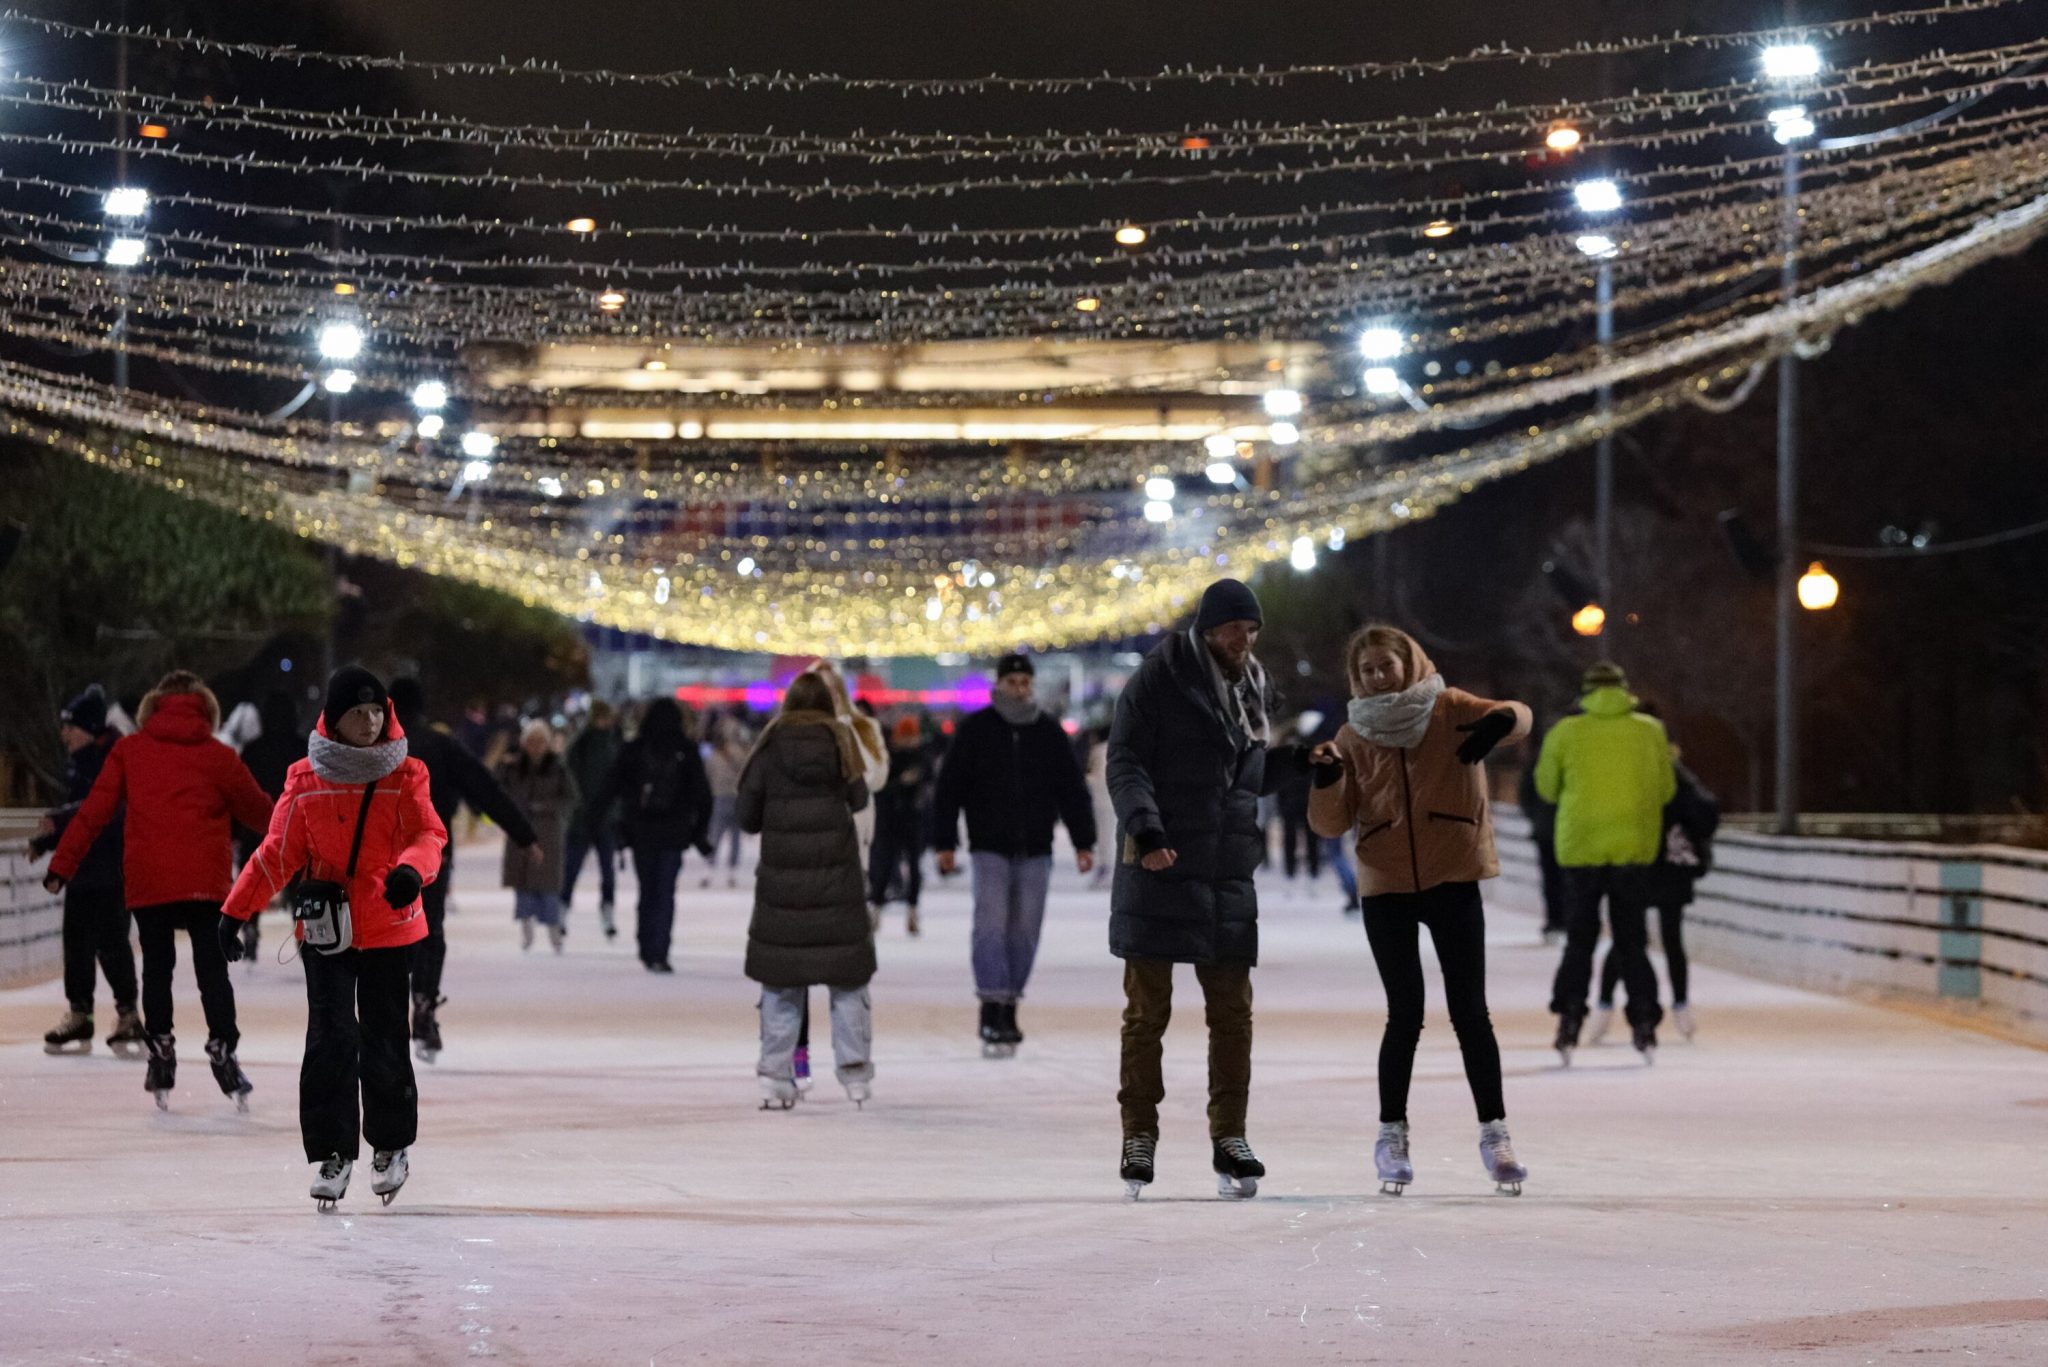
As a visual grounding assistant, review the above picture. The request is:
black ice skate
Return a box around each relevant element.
[43,1010,93,1055]
[1631,1019,1658,1063]
[412,993,445,1064]
[105,1008,146,1059]
[998,1003,1024,1049]
[205,1037,253,1112]
[1212,1137,1264,1200]
[1554,1013,1583,1068]
[979,1001,1014,1059]
[1120,1132,1157,1200]
[144,1033,176,1109]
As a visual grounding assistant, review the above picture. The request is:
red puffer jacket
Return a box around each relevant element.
[222,713,447,949]
[50,692,275,909]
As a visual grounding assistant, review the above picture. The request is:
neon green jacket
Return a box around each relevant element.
[1533,688,1676,867]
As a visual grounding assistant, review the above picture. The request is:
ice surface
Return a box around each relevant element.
[3,840,2044,1364]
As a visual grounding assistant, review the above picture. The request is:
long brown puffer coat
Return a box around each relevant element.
[497,750,575,894]
[737,717,874,989]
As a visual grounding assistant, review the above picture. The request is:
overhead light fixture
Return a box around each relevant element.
[1074,296,1101,312]
[1422,219,1455,239]
[322,369,357,395]
[1268,421,1300,446]
[1545,123,1583,152]
[736,556,757,577]
[461,459,494,484]
[1768,105,1816,143]
[412,379,448,411]
[102,186,149,218]
[643,359,669,371]
[565,216,598,234]
[1798,561,1840,610]
[103,237,146,267]
[1358,325,1405,361]
[1290,536,1317,573]
[597,289,626,311]
[331,282,357,296]
[1114,224,1148,246]
[1205,462,1237,485]
[537,476,564,499]
[460,430,498,459]
[1142,500,1174,523]
[1573,179,1623,213]
[317,321,364,361]
[415,414,446,439]
[1363,366,1401,396]
[1575,232,1619,258]
[1572,602,1607,637]
[1761,43,1822,81]
[136,122,169,140]
[1262,388,1303,418]
[1143,476,1177,502]
[1203,433,1238,459]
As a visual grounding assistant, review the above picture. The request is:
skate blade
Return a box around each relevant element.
[981,1043,1017,1059]
[1216,1175,1258,1200]
[1556,1048,1574,1068]
[378,1190,401,1207]
[44,1041,92,1055]
[1495,1182,1524,1197]
[314,1197,339,1212]
[152,1090,169,1111]
[1123,1180,1148,1201]
[235,1092,251,1114]
[1637,1047,1656,1065]
[758,1098,796,1111]
[414,1045,439,1064]
[1379,1180,1408,1197]
[108,1042,144,1060]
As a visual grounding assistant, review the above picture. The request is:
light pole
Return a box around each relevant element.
[1573,179,1624,611]
[1763,43,1820,835]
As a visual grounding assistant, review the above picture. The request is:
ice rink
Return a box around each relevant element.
[3,837,2044,1365]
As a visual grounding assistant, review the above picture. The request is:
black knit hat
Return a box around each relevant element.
[323,665,388,736]
[1194,577,1263,633]
[60,684,109,735]
[996,652,1035,679]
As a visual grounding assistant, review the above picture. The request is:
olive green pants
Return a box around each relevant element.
[1117,958,1253,1141]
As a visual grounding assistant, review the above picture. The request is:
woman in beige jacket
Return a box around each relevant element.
[1308,624,1531,1196]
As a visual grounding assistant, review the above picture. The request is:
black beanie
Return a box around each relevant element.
[996,652,1035,679]
[388,676,426,725]
[60,684,109,735]
[1194,578,1263,633]
[323,665,388,736]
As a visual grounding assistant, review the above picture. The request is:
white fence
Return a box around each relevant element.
[0,816,63,988]
[1495,808,2048,1035]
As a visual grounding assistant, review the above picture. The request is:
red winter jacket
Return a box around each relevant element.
[50,692,275,910]
[222,712,446,950]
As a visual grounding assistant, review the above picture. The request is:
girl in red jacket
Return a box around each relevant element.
[46,671,274,1110]
[222,667,447,1209]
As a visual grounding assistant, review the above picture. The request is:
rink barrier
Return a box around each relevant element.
[0,823,63,988]
[1494,808,2048,1036]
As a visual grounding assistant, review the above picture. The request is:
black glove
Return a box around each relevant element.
[217,915,246,963]
[695,841,716,860]
[1455,710,1516,765]
[1311,752,1345,789]
[383,864,424,909]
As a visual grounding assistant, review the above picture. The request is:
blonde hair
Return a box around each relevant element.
[1343,624,1435,697]
[805,660,884,763]
[520,718,555,750]
[137,670,221,729]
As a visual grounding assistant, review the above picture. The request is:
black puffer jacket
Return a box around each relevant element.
[1107,630,1302,965]
[738,720,875,989]
[33,732,123,893]
[931,706,1096,858]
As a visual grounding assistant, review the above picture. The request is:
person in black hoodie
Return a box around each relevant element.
[387,678,539,1058]
[230,690,309,961]
[932,652,1096,1053]
[867,715,932,936]
[31,685,142,1056]
[592,697,713,972]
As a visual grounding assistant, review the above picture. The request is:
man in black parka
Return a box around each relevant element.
[1107,578,1321,1197]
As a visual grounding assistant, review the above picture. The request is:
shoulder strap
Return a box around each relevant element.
[344,781,378,879]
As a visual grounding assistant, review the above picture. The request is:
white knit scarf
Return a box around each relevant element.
[1346,674,1446,750]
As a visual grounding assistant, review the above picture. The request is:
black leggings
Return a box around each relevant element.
[1600,903,1689,1008]
[134,901,238,1047]
[62,884,136,1015]
[1361,881,1506,1125]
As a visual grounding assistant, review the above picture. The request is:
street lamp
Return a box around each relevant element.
[103,236,146,267]
[1262,388,1303,418]
[1574,181,1624,613]
[1572,179,1623,214]
[1290,536,1317,573]
[1571,603,1607,637]
[103,186,149,218]
[416,414,446,439]
[317,321,364,362]
[321,369,357,395]
[1268,421,1300,446]
[1358,325,1405,361]
[1797,562,1839,611]
[1765,44,1820,834]
[411,379,449,411]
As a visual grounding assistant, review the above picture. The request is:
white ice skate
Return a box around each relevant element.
[370,1148,409,1206]
[1375,1121,1414,1196]
[311,1154,352,1211]
[519,920,535,951]
[1479,1120,1527,1196]
[843,1077,872,1110]
[548,923,566,955]
[1587,1006,1614,1045]
[758,1075,798,1111]
[1673,1004,1696,1040]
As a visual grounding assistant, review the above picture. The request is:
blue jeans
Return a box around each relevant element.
[1321,836,1359,898]
[704,796,743,869]
[758,985,872,1085]
[631,846,684,965]
[561,825,617,904]
[513,891,563,927]
[970,852,1052,1004]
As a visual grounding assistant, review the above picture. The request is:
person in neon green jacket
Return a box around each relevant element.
[1534,662,1676,1062]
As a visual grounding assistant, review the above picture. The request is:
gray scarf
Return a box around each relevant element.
[308,730,409,785]
[1195,629,1270,748]
[992,693,1042,727]
[1346,674,1446,750]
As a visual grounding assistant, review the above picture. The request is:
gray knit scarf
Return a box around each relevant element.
[307,731,409,785]
[992,693,1042,727]
[1346,674,1446,750]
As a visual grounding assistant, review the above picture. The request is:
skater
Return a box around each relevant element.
[221,666,447,1208]
[1083,722,1115,888]
[738,672,876,1110]
[29,686,141,1057]
[1518,749,1568,944]
[700,713,750,889]
[388,678,539,1060]
[867,716,932,935]
[499,720,575,952]
[1307,625,1532,1196]
[594,697,713,973]
[1107,579,1314,1199]
[1274,713,1322,891]
[562,700,623,938]
[1592,711,1719,1044]
[1537,662,1677,1063]
[933,651,1097,1054]
[44,671,274,1110]
[233,690,309,961]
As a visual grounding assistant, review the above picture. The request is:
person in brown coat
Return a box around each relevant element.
[738,672,876,1110]
[1308,624,1533,1196]
[498,720,575,953]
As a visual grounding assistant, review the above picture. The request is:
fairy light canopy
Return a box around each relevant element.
[1,0,2044,653]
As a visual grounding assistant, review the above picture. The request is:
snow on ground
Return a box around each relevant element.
[3,836,2045,1365]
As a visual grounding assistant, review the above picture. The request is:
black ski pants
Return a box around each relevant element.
[301,943,418,1162]
[1361,880,1506,1124]
[134,901,238,1047]
[1550,866,1663,1029]
[62,884,136,1015]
